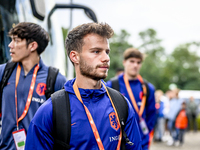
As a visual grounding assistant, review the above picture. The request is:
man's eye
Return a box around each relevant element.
[14,39,19,42]
[94,51,99,54]
[106,50,110,54]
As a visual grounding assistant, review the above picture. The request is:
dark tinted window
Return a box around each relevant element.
[0,0,19,64]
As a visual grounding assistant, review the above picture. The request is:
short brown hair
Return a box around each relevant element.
[8,22,49,55]
[65,22,114,62]
[123,48,143,61]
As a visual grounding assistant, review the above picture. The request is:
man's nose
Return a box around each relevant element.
[8,40,13,48]
[101,51,110,62]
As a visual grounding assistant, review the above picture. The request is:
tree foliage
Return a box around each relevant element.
[164,42,200,90]
[107,29,133,80]
[138,28,168,91]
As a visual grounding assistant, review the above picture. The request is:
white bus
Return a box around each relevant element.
[179,90,200,104]
[0,0,98,79]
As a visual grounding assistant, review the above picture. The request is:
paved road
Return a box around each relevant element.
[150,131,200,150]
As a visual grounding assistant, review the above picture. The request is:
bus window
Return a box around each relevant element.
[0,0,19,64]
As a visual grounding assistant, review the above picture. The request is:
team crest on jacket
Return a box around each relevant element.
[109,112,120,131]
[139,91,143,100]
[36,83,46,96]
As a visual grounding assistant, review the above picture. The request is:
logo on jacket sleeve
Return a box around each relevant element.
[109,112,120,131]
[36,83,46,96]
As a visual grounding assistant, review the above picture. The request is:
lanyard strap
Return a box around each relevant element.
[123,74,147,117]
[15,64,39,130]
[73,81,122,150]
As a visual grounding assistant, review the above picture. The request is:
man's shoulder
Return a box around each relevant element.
[143,79,155,91]
[0,62,17,85]
[32,98,53,124]
[106,75,124,87]
[106,76,119,87]
[56,71,67,82]
[0,63,7,69]
[30,98,53,138]
[0,63,7,78]
[46,65,66,83]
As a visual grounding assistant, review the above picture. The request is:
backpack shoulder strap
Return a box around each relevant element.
[107,87,128,128]
[45,66,59,99]
[107,87,133,149]
[51,89,71,150]
[143,79,150,106]
[110,77,120,91]
[0,62,17,113]
[0,62,17,92]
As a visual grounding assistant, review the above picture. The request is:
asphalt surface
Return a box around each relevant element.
[150,131,200,150]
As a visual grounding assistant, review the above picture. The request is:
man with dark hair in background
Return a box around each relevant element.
[0,22,66,150]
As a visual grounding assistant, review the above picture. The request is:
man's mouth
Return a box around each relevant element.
[98,65,110,69]
[10,52,14,56]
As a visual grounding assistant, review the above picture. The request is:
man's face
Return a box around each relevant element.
[78,33,110,80]
[9,35,31,62]
[123,57,142,78]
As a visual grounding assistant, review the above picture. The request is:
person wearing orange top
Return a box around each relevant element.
[174,102,188,146]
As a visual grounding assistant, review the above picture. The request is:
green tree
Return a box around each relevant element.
[62,27,68,45]
[164,42,200,90]
[138,29,169,91]
[107,29,133,80]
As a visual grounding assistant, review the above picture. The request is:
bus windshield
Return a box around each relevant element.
[0,0,19,64]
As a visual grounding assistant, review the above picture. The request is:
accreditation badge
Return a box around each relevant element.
[139,117,149,135]
[12,129,26,150]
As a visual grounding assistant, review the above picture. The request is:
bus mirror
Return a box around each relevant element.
[30,0,45,20]
[47,4,98,45]
[84,9,98,23]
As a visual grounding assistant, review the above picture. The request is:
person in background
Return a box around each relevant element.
[162,89,173,142]
[107,48,156,150]
[154,90,165,142]
[174,102,188,146]
[166,88,183,146]
[25,22,142,150]
[187,96,198,132]
[0,22,67,150]
[165,90,174,101]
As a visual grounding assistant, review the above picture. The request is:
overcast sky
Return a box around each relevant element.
[56,0,200,54]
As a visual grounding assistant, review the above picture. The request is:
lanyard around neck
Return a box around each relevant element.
[73,81,122,150]
[123,74,147,117]
[15,64,39,130]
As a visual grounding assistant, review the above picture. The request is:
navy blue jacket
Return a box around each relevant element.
[0,59,67,150]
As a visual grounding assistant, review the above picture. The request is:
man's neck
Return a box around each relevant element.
[124,73,138,80]
[75,74,102,89]
[21,55,40,76]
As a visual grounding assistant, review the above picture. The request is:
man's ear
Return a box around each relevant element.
[28,41,38,52]
[123,60,126,67]
[70,50,79,65]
